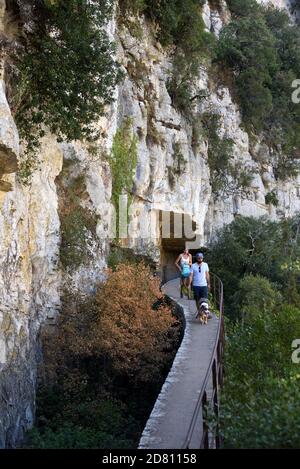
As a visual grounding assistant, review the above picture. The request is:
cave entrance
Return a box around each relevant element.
[159,211,201,284]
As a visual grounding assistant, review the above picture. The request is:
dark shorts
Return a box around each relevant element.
[181,273,191,280]
[193,286,208,302]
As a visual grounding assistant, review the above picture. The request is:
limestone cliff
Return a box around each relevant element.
[0,0,299,447]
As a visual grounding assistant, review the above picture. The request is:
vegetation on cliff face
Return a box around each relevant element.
[109,118,138,236]
[120,0,214,115]
[206,216,300,448]
[201,113,252,197]
[5,0,121,180]
[58,171,99,270]
[1,0,299,187]
[27,263,182,448]
[217,1,300,180]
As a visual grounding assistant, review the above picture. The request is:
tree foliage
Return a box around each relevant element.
[220,306,300,448]
[232,274,282,323]
[206,215,300,318]
[216,3,300,179]
[201,113,252,197]
[28,262,181,448]
[43,263,179,385]
[208,213,300,448]
[8,0,121,175]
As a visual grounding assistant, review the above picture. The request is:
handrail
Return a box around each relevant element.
[182,273,225,449]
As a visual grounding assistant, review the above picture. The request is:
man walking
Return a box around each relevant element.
[191,252,210,305]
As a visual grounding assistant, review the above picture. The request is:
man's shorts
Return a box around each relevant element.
[193,286,208,302]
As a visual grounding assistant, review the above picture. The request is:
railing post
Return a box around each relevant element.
[213,359,222,449]
[201,391,209,449]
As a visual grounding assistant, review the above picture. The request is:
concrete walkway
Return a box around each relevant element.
[139,278,220,449]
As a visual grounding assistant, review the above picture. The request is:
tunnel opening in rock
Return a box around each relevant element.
[159,211,201,283]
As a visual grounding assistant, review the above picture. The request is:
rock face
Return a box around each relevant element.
[114,0,300,251]
[0,0,299,447]
[0,130,62,446]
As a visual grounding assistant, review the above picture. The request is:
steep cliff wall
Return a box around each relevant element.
[0,0,299,447]
[112,0,300,249]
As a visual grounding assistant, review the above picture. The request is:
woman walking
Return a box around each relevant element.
[175,248,192,299]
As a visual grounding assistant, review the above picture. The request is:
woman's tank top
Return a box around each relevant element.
[180,255,190,276]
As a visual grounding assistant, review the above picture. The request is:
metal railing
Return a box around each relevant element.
[182,273,225,449]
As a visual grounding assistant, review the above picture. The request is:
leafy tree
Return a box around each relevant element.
[126,0,207,49]
[206,215,300,318]
[216,5,300,178]
[216,14,278,131]
[226,0,261,17]
[232,274,281,323]
[44,263,179,385]
[236,68,273,131]
[8,0,121,176]
[220,305,300,448]
[28,262,181,448]
[201,113,252,196]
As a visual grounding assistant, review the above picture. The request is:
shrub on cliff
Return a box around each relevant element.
[216,5,300,179]
[120,0,214,115]
[29,262,181,448]
[44,263,179,385]
[216,14,278,132]
[226,0,261,17]
[7,0,121,178]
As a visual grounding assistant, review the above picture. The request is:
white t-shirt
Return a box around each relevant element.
[192,262,209,287]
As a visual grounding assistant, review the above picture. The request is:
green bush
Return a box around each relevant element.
[57,171,98,270]
[10,0,121,178]
[60,205,97,269]
[216,5,300,179]
[216,14,277,131]
[226,0,261,17]
[220,305,300,448]
[265,190,279,206]
[110,118,138,211]
[232,274,282,323]
[141,0,207,49]
[206,215,300,317]
[201,113,252,196]
[166,25,214,116]
[26,395,139,449]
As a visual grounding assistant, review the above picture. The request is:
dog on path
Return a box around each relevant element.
[195,298,211,325]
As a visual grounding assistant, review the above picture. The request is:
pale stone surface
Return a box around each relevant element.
[0,134,63,447]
